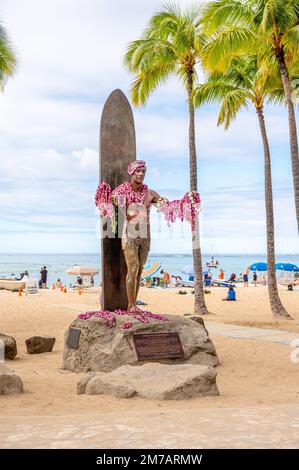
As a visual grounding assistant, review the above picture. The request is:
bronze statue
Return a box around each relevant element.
[116,160,159,312]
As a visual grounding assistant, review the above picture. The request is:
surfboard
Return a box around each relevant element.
[100,89,136,310]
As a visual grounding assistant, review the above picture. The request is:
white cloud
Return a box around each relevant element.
[0,0,297,254]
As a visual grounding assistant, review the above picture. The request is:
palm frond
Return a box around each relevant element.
[0,24,17,86]
[266,86,286,105]
[200,0,254,35]
[124,37,175,73]
[130,62,177,106]
[257,0,299,35]
[283,24,299,64]
[217,88,249,128]
[125,2,203,104]
[202,26,256,72]
[195,79,247,106]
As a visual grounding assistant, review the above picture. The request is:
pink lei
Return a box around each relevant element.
[95,181,201,232]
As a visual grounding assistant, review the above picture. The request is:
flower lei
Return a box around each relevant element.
[95,181,201,233]
[77,308,168,330]
[155,191,201,232]
[95,181,148,233]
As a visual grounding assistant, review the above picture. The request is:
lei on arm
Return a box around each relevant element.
[155,191,201,232]
[95,182,201,233]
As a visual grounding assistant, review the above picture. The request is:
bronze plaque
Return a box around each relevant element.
[133,332,184,360]
[67,328,81,349]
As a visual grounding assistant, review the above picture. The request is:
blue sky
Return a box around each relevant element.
[0,0,298,254]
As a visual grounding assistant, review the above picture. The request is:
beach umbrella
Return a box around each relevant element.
[275,263,299,272]
[65,266,99,275]
[141,262,161,279]
[182,265,194,275]
[182,265,210,276]
[249,262,267,271]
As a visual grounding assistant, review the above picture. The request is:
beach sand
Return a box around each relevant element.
[0,285,298,447]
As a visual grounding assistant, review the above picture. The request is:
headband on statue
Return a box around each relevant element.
[127,160,146,175]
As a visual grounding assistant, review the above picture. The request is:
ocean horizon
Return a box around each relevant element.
[0,252,298,287]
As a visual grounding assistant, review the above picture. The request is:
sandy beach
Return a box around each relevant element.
[0,285,298,427]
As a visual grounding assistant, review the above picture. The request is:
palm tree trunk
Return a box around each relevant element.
[256,106,291,319]
[276,49,299,233]
[187,70,209,315]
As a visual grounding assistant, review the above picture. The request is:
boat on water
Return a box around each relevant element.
[205,262,219,268]
[0,279,26,292]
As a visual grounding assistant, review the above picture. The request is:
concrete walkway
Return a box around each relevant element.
[206,321,299,346]
[1,322,298,449]
[0,405,299,448]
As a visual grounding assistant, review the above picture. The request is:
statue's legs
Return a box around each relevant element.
[123,239,140,309]
[135,237,150,303]
[122,237,150,310]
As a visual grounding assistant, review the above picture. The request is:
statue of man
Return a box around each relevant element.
[114,160,159,312]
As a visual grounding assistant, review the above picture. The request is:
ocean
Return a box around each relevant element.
[0,253,298,287]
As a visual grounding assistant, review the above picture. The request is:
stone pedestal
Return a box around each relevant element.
[62,314,219,373]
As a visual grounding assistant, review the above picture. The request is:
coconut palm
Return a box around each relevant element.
[200,0,299,232]
[195,55,291,318]
[0,22,17,91]
[124,3,210,315]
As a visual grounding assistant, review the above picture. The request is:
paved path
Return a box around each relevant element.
[206,321,299,345]
[0,405,299,449]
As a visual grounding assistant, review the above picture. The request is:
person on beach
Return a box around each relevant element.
[219,269,224,280]
[243,272,249,287]
[223,286,236,301]
[253,272,257,286]
[160,270,170,288]
[56,278,62,288]
[115,160,160,312]
[40,266,48,289]
[17,270,29,280]
[228,272,236,283]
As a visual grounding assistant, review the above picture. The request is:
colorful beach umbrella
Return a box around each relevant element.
[249,262,267,272]
[141,262,161,279]
[275,263,299,272]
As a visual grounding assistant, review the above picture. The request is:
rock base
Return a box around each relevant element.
[63,314,219,372]
[77,363,218,400]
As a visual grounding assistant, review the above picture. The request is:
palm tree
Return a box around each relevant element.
[254,0,299,233]
[195,56,291,318]
[0,22,17,90]
[124,3,209,315]
[200,0,299,232]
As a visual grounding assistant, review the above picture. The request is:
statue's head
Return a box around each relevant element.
[128,160,146,184]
